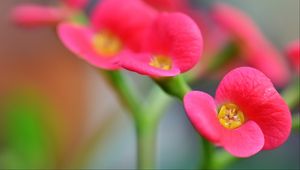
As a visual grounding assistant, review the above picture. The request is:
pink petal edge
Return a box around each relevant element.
[184,91,221,143]
[121,52,180,77]
[11,4,65,27]
[221,121,264,158]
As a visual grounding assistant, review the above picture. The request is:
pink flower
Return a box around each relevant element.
[57,0,157,70]
[121,12,203,77]
[184,67,291,157]
[286,40,300,73]
[212,3,290,86]
[11,0,87,28]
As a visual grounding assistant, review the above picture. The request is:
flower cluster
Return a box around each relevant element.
[11,0,294,159]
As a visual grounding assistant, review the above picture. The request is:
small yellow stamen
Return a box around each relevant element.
[149,55,172,70]
[92,30,122,57]
[218,103,245,129]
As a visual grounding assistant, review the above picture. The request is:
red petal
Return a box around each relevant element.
[57,22,121,69]
[216,67,291,150]
[213,3,290,86]
[143,0,188,11]
[221,121,264,157]
[245,41,290,87]
[145,12,203,73]
[63,0,87,9]
[212,3,263,47]
[91,0,157,51]
[11,4,65,27]
[184,91,221,143]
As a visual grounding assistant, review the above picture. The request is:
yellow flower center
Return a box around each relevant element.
[218,103,245,129]
[149,55,172,70]
[92,30,122,57]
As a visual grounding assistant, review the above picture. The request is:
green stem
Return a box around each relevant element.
[207,41,240,73]
[153,75,216,170]
[184,41,239,82]
[281,79,299,109]
[136,115,158,169]
[153,75,191,99]
[101,70,142,119]
[281,79,299,132]
[101,70,159,169]
[212,150,239,169]
[144,86,173,123]
[292,114,300,131]
[153,76,217,170]
[200,139,214,169]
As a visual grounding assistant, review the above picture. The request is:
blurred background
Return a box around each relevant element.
[0,0,299,169]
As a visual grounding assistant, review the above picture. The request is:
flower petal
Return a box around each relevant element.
[121,52,180,77]
[143,0,188,11]
[11,4,65,27]
[216,67,291,150]
[144,12,203,73]
[57,22,120,69]
[212,3,290,86]
[184,91,221,143]
[63,0,88,9]
[212,3,262,46]
[245,42,290,86]
[91,0,157,51]
[221,121,264,157]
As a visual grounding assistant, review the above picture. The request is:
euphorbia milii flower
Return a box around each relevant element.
[11,0,87,27]
[286,40,300,73]
[212,3,290,86]
[121,12,203,77]
[184,67,291,157]
[58,0,157,69]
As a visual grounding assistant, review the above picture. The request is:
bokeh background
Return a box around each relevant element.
[0,0,299,169]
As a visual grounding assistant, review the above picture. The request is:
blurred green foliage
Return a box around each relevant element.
[0,90,55,169]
